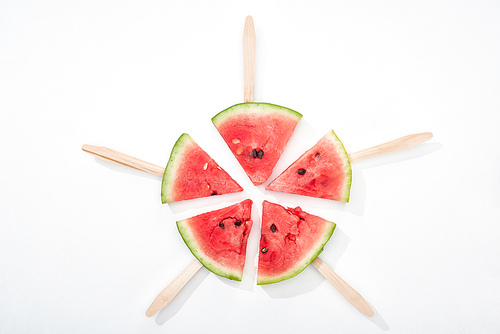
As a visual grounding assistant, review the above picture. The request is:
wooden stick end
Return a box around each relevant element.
[145,308,157,318]
[365,307,375,317]
[421,132,433,141]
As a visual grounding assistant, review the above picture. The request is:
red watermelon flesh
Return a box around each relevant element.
[161,133,243,203]
[257,201,336,285]
[212,103,302,186]
[266,130,352,202]
[177,199,253,281]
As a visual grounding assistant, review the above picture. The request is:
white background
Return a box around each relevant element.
[1,1,499,333]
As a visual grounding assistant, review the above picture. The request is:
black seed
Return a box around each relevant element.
[234,220,242,226]
[270,224,277,233]
[298,168,306,175]
[299,217,305,221]
[252,149,258,158]
[261,247,269,253]
[257,150,264,159]
[315,152,321,158]
[211,191,218,196]
[219,222,225,229]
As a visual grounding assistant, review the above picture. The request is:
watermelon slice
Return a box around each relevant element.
[266,130,352,202]
[161,133,243,203]
[212,103,302,186]
[257,201,336,285]
[176,199,253,281]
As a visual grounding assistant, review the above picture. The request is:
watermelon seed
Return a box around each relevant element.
[203,162,208,170]
[299,217,305,221]
[219,222,225,229]
[270,224,277,233]
[211,191,217,196]
[234,220,242,226]
[257,150,264,159]
[297,168,306,175]
[261,247,269,253]
[252,149,258,158]
[232,139,240,144]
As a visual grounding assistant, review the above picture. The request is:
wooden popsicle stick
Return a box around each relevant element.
[82,144,165,177]
[312,257,374,317]
[348,132,433,163]
[243,15,256,103]
[146,259,203,317]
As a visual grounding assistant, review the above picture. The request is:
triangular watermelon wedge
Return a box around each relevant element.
[161,133,243,203]
[257,201,336,285]
[266,130,352,202]
[176,199,253,281]
[212,103,302,186]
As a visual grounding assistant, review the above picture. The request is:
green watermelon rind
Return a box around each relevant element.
[257,221,336,285]
[325,129,352,203]
[176,219,243,281]
[161,133,192,204]
[211,102,303,127]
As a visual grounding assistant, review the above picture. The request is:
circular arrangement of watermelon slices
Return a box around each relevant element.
[157,100,352,288]
[159,102,351,285]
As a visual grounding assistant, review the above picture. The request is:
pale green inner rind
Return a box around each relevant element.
[211,102,303,127]
[161,133,193,204]
[257,222,336,285]
[176,220,242,281]
[326,130,352,203]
